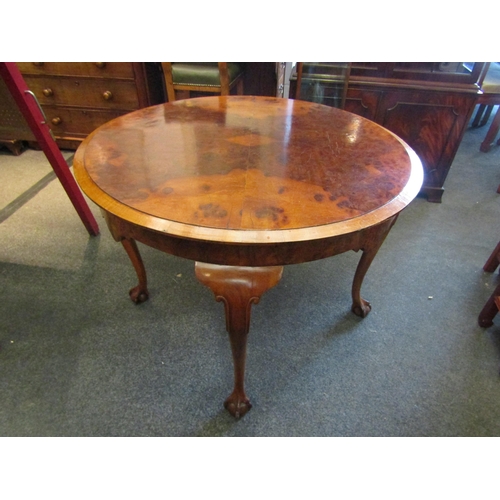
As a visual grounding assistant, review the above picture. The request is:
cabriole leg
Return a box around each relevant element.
[351,216,398,318]
[195,262,283,418]
[121,238,149,304]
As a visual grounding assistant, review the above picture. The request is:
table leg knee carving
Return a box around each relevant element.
[195,262,283,416]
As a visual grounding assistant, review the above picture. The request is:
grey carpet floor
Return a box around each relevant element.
[1,111,500,437]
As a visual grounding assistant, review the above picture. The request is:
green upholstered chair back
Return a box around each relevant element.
[161,62,244,102]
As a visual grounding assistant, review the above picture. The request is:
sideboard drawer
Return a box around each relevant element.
[42,106,126,138]
[23,76,140,110]
[0,62,165,150]
[16,62,135,79]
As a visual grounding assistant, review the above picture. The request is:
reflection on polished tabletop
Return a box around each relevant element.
[74,96,423,417]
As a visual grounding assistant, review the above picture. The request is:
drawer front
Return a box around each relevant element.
[24,76,140,110]
[17,62,135,79]
[43,106,127,137]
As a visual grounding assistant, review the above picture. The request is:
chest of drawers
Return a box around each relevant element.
[5,62,165,150]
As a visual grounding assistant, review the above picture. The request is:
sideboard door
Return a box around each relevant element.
[376,90,477,202]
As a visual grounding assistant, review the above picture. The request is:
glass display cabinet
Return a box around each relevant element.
[294,62,351,108]
[290,62,487,202]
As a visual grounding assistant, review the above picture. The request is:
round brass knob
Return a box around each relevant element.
[42,88,53,97]
[102,91,113,100]
[51,117,62,126]
[95,62,106,68]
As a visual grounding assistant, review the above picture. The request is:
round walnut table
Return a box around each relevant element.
[74,96,423,418]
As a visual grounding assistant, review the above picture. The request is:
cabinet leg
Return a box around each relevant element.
[121,238,149,304]
[478,283,500,327]
[195,262,283,418]
[471,104,487,128]
[483,240,500,273]
[480,106,500,153]
[0,139,26,156]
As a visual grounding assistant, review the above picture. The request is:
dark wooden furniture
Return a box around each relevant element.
[0,65,36,155]
[161,63,244,101]
[480,107,500,155]
[470,63,500,153]
[291,62,486,202]
[0,62,277,152]
[5,62,164,150]
[0,63,99,236]
[73,96,423,417]
[241,62,277,97]
[478,239,500,327]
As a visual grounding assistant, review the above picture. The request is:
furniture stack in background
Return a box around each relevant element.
[290,62,487,203]
[0,63,165,152]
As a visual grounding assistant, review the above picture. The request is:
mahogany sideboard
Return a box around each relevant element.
[0,62,165,152]
[291,62,487,202]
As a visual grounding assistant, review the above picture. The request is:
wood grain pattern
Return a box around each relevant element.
[75,96,422,245]
[8,62,165,150]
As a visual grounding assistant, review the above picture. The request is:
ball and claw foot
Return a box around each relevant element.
[351,299,371,318]
[224,394,252,418]
[129,286,149,304]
